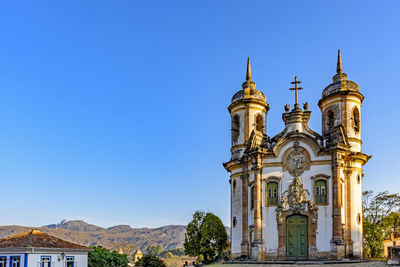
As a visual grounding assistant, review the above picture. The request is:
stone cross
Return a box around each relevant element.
[290,76,303,110]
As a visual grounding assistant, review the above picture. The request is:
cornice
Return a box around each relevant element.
[318,90,364,108]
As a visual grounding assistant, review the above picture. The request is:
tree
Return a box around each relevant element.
[146,245,163,256]
[184,211,205,257]
[199,213,229,263]
[88,246,128,267]
[136,254,166,267]
[363,191,400,258]
[184,211,228,264]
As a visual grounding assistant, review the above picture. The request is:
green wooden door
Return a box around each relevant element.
[286,215,308,260]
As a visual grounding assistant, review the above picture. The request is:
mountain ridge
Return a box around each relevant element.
[0,220,188,255]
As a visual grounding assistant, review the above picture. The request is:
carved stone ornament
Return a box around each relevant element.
[276,177,318,222]
[282,141,310,177]
[275,177,319,259]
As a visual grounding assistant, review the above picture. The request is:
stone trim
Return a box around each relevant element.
[264,177,280,207]
[311,175,330,206]
[276,210,318,260]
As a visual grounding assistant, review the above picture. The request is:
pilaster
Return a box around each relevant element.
[240,164,249,257]
[251,154,264,260]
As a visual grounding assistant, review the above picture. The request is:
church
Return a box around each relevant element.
[223,51,371,260]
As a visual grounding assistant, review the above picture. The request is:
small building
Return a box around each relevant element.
[0,230,91,267]
[133,248,143,264]
[383,232,400,258]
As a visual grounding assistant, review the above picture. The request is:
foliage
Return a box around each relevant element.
[363,191,400,258]
[136,254,166,267]
[146,245,163,256]
[159,248,185,257]
[184,211,228,264]
[88,246,128,267]
[184,211,205,257]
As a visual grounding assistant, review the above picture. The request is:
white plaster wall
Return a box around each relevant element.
[259,141,333,253]
[0,252,88,267]
[340,169,346,224]
[231,176,242,255]
[28,253,88,267]
[350,169,363,257]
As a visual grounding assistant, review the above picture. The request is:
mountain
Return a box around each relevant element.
[0,220,187,255]
[44,220,105,232]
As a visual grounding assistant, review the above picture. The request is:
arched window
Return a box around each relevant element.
[255,114,264,132]
[327,110,334,129]
[266,181,278,205]
[353,107,360,133]
[250,186,255,210]
[231,115,240,144]
[315,180,327,204]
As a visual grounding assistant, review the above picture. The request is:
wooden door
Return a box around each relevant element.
[286,215,308,260]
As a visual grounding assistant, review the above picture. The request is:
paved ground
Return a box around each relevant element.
[209,261,388,267]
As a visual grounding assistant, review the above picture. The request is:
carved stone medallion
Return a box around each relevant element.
[282,141,310,177]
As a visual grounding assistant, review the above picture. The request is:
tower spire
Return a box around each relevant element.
[246,57,252,81]
[337,49,343,74]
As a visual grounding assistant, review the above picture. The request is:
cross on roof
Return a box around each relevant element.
[289,76,303,109]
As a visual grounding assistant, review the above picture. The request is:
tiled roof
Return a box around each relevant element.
[0,230,89,249]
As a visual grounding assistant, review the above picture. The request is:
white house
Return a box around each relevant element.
[0,230,91,267]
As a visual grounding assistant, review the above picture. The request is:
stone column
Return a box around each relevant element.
[253,167,262,243]
[251,154,264,260]
[331,151,345,259]
[240,168,249,257]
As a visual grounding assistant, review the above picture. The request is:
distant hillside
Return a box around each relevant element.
[0,220,188,255]
[44,220,104,232]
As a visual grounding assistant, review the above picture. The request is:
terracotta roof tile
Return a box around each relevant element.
[0,230,89,249]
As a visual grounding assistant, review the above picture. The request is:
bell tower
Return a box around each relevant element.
[228,58,269,160]
[318,50,363,152]
[318,50,370,258]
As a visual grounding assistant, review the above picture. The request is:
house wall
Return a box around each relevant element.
[0,252,88,267]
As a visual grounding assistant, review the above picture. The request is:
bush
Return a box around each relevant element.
[136,254,166,267]
[88,246,128,267]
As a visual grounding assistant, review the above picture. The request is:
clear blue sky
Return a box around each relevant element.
[0,1,399,228]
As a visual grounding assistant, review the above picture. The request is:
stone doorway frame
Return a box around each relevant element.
[277,210,317,260]
[275,177,319,260]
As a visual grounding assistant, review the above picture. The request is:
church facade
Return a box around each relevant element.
[223,51,370,260]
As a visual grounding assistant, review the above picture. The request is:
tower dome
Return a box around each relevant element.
[321,50,361,99]
[231,58,266,104]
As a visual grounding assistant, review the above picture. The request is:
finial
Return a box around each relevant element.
[246,57,252,81]
[337,49,343,74]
